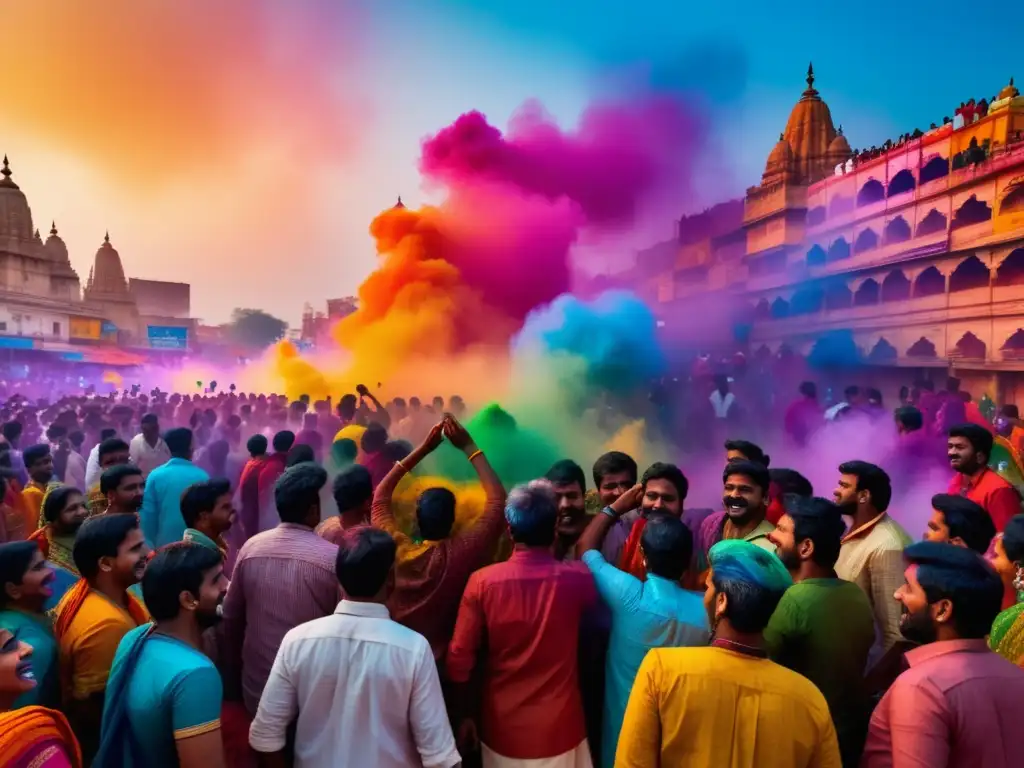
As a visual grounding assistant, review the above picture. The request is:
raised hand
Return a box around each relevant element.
[422,421,445,452]
[442,413,475,453]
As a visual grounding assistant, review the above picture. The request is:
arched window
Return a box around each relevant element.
[907,337,938,358]
[919,156,950,184]
[754,299,771,319]
[953,332,987,359]
[914,266,945,297]
[807,206,827,226]
[951,195,993,230]
[790,288,824,316]
[854,279,880,306]
[888,169,916,197]
[855,228,879,253]
[806,244,826,267]
[827,237,850,262]
[857,179,886,206]
[995,248,1024,287]
[1002,329,1024,357]
[829,195,853,215]
[868,337,898,362]
[948,256,990,292]
[916,209,947,237]
[1000,183,1024,215]
[770,297,790,319]
[884,216,912,245]
[881,270,911,302]
[824,282,852,310]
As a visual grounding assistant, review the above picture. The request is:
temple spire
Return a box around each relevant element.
[50,221,57,236]
[104,230,110,244]
[807,62,814,89]
[1,155,9,180]
[0,155,15,188]
[394,195,405,209]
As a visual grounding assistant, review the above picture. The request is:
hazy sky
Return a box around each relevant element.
[1,0,1013,325]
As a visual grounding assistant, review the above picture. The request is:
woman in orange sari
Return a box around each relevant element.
[0,627,82,767]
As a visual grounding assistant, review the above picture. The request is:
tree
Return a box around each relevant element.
[227,308,288,350]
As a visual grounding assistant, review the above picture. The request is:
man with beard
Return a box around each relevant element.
[946,423,1021,533]
[862,542,1024,768]
[95,542,228,768]
[20,444,55,533]
[545,459,589,561]
[587,451,638,565]
[101,464,145,517]
[765,496,875,767]
[833,461,912,663]
[615,463,688,580]
[923,494,996,554]
[181,479,236,567]
[53,513,150,762]
[694,461,776,578]
[616,540,840,767]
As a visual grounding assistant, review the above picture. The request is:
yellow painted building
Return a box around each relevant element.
[646,68,1024,400]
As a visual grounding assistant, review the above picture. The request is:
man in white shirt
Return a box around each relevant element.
[85,428,118,489]
[249,526,461,768]
[129,413,172,478]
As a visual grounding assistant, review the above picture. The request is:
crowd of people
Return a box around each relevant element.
[0,377,1022,767]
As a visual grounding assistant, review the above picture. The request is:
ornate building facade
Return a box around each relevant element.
[646,68,1024,400]
[0,155,193,360]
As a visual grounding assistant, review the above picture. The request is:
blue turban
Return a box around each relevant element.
[708,539,793,593]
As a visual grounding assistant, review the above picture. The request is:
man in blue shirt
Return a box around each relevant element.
[578,484,710,768]
[96,541,228,768]
[140,428,209,548]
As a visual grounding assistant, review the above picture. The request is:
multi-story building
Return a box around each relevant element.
[645,67,1024,400]
[0,155,194,363]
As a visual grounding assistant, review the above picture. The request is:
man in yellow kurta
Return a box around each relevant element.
[53,512,150,763]
[615,539,841,768]
[20,443,57,534]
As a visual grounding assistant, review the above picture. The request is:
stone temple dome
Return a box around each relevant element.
[87,232,129,296]
[782,64,840,184]
[762,134,795,185]
[44,221,69,263]
[998,77,1019,101]
[0,156,35,242]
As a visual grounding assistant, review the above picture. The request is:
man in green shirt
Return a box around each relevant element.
[180,479,234,566]
[765,495,876,768]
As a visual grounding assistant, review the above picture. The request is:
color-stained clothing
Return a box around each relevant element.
[784,397,822,447]
[989,601,1024,665]
[236,455,266,539]
[250,601,460,768]
[947,466,1021,532]
[0,609,60,709]
[835,513,912,663]
[85,482,106,517]
[21,480,49,534]
[616,647,841,768]
[862,638,1024,768]
[53,582,151,700]
[446,548,597,761]
[221,523,339,715]
[695,510,776,571]
[764,578,875,764]
[360,449,394,489]
[139,457,209,548]
[128,434,172,479]
[580,550,709,768]
[372,464,506,660]
[0,706,82,768]
[28,527,77,575]
[99,625,222,768]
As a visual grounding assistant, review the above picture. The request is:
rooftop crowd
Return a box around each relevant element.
[0,376,1022,767]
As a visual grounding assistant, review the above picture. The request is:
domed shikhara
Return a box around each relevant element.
[998,77,1019,102]
[0,155,35,242]
[782,64,840,184]
[86,231,129,296]
[762,134,795,185]
[827,128,852,165]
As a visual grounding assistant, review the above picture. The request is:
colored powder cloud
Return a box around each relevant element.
[320,95,703,397]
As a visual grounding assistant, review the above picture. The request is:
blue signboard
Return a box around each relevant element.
[0,337,35,349]
[101,321,118,335]
[147,325,189,350]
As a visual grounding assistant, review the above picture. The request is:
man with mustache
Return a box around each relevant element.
[101,464,145,517]
[862,542,1024,768]
[694,460,776,579]
[833,461,912,666]
[765,496,875,767]
[545,459,589,561]
[96,542,229,768]
[946,423,1021,533]
[617,463,689,580]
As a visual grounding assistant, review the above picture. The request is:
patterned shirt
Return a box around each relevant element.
[835,513,912,665]
[221,523,339,715]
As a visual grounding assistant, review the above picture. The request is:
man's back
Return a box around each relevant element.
[221,524,338,714]
[141,458,209,547]
[249,602,460,768]
[447,549,597,760]
[616,646,841,768]
[863,639,1024,768]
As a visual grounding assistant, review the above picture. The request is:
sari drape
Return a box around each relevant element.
[93,625,155,767]
[0,706,83,768]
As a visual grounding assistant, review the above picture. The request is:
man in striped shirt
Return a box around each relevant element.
[221,463,339,716]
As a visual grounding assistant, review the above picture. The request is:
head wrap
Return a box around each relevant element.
[708,539,792,593]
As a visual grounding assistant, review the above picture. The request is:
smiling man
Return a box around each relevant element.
[545,459,589,561]
[694,460,776,575]
[946,424,1021,533]
[617,462,689,580]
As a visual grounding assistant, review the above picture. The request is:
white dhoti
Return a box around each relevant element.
[481,740,592,768]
